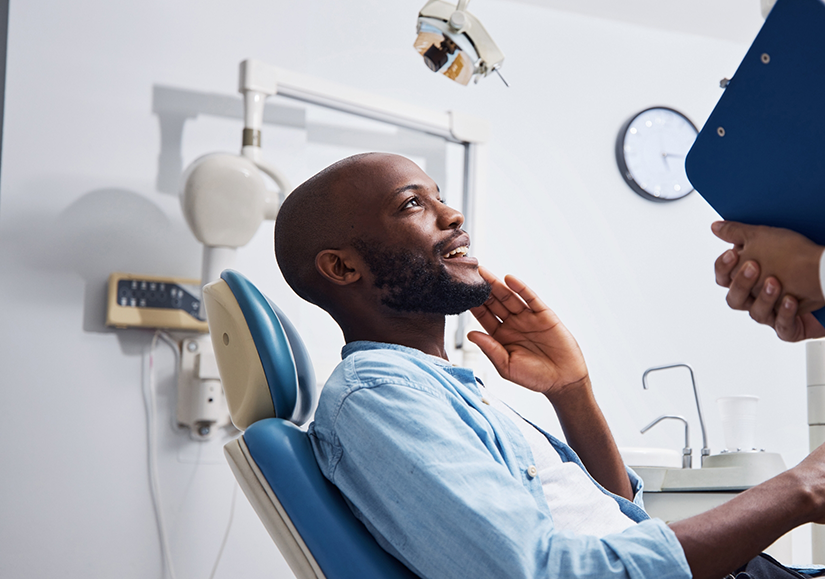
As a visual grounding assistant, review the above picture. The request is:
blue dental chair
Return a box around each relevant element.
[202,270,418,579]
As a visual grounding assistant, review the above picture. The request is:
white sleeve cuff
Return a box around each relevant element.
[819,248,825,301]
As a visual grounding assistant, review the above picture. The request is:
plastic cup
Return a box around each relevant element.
[717,395,759,451]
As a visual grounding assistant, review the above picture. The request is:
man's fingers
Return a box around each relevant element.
[726,261,760,311]
[478,266,528,315]
[711,220,749,245]
[474,267,512,321]
[477,265,499,285]
[748,277,781,325]
[484,295,516,322]
[504,274,549,314]
[476,267,521,320]
[466,331,509,374]
[715,249,739,288]
[470,303,501,335]
[476,267,556,324]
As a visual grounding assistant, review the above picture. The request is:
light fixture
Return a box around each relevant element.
[414,0,506,86]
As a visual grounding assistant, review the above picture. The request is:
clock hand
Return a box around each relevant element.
[661,151,686,168]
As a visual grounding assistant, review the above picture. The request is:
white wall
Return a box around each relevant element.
[0,1,811,577]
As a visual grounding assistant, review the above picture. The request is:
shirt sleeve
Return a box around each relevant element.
[818,247,825,302]
[313,381,692,579]
[627,466,647,510]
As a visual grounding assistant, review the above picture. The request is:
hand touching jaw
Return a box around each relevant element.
[466,267,633,502]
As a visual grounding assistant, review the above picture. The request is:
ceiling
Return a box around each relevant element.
[508,0,766,45]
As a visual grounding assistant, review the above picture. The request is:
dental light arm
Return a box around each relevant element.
[238,61,293,194]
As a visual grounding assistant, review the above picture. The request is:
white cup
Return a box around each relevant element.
[717,395,759,451]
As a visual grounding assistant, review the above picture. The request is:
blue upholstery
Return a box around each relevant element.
[244,420,419,578]
[221,270,315,424]
[218,270,418,579]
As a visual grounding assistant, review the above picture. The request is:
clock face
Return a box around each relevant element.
[615,107,698,202]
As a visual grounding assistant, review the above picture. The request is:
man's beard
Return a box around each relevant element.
[352,238,491,315]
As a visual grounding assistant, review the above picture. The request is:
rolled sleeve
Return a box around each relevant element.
[627,466,647,510]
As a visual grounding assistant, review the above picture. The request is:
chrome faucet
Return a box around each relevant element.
[641,415,692,468]
[642,363,710,466]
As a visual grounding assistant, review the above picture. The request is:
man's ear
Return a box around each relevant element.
[315,249,362,286]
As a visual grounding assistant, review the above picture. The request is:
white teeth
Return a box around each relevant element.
[443,246,469,258]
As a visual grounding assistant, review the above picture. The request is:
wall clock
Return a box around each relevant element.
[615,107,698,202]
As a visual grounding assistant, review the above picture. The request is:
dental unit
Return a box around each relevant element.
[629,362,790,559]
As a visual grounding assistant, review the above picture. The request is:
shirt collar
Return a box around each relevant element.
[342,340,456,369]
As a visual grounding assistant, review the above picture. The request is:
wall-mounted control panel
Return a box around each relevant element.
[106,272,208,332]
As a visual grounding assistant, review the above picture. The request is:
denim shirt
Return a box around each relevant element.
[309,341,692,579]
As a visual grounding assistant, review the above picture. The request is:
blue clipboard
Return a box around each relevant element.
[685,0,825,324]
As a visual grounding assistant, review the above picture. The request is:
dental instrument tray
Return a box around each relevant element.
[684,0,825,322]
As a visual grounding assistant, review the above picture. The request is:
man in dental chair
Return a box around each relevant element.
[274,152,825,579]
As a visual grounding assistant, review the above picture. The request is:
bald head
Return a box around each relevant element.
[276,154,360,307]
[275,152,416,309]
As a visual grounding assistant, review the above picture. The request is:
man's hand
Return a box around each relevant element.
[712,221,825,315]
[717,256,825,342]
[467,267,588,403]
[467,267,634,501]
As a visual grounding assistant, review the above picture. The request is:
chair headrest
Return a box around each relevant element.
[202,270,317,430]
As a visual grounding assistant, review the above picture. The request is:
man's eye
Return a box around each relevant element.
[402,198,422,210]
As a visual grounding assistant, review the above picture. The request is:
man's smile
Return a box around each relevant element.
[443,246,469,258]
[437,232,473,261]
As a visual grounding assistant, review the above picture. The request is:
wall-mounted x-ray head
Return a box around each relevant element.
[414,0,506,86]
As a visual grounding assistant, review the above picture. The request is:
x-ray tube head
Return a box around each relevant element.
[415,0,505,86]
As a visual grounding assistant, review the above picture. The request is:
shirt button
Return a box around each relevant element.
[527,465,538,478]
[481,398,490,405]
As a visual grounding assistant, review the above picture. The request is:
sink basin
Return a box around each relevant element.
[619,447,682,468]
[632,451,786,492]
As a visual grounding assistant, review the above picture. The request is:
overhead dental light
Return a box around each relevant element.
[414,0,506,86]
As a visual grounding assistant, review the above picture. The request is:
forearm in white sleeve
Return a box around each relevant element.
[819,248,825,301]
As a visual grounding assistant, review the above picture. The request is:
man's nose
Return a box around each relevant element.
[437,203,464,229]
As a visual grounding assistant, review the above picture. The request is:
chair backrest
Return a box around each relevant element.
[203,270,418,579]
